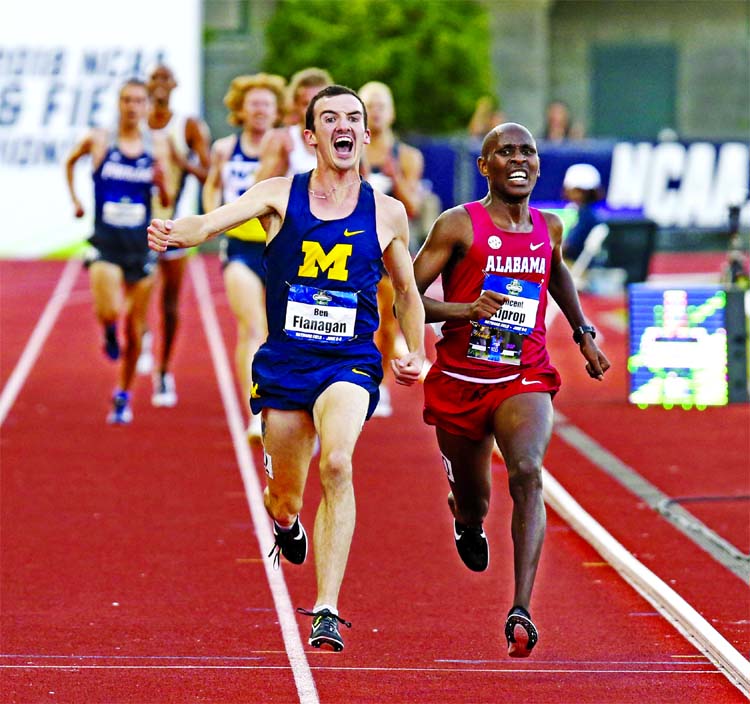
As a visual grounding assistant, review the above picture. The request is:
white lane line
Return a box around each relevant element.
[554,413,748,580]
[0,664,723,675]
[0,258,81,426]
[189,256,319,704]
[543,469,750,698]
[547,287,749,694]
[0,655,711,665]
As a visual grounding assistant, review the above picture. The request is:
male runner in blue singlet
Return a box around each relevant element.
[148,86,426,652]
[66,79,172,424]
[202,73,287,440]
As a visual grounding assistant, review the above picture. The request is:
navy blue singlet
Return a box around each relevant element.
[250,170,384,416]
[91,137,154,257]
[264,170,382,349]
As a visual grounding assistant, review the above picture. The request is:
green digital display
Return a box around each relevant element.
[628,284,728,409]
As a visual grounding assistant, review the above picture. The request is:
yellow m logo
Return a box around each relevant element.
[297,241,352,281]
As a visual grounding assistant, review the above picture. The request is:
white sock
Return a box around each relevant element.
[313,603,337,616]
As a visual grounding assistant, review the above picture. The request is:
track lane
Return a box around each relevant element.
[1,258,746,703]
[545,291,749,658]
[262,376,743,702]
[0,258,302,703]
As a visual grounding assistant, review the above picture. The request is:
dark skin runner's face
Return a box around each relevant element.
[478,123,540,204]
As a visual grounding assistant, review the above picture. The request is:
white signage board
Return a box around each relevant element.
[0,0,201,258]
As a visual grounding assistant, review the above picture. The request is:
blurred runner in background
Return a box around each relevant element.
[202,73,287,440]
[65,79,172,424]
[143,64,211,408]
[359,80,425,417]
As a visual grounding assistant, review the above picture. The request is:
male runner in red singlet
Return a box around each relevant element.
[412,122,610,658]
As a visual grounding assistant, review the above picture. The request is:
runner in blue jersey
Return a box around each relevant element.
[65,79,171,424]
[148,85,425,651]
[202,73,287,441]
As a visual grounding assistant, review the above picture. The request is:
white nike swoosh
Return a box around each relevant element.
[521,378,542,386]
[530,242,544,251]
[454,523,486,540]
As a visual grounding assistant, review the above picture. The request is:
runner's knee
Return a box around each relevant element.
[507,457,543,494]
[265,487,303,521]
[319,450,353,494]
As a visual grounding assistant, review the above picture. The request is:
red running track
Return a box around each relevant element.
[0,257,747,703]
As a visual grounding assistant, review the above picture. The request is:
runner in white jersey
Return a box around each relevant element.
[252,67,333,182]
[145,65,211,407]
[359,81,425,417]
[203,73,287,441]
[286,123,318,175]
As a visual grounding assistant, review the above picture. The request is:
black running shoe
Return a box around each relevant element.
[103,324,120,361]
[268,516,308,568]
[454,520,489,572]
[297,608,352,652]
[505,606,538,658]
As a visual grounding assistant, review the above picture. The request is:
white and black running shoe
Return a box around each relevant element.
[297,608,352,652]
[268,516,308,568]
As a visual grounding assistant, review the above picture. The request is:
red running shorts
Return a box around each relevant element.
[423,364,561,441]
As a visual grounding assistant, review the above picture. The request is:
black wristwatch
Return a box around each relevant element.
[572,325,596,344]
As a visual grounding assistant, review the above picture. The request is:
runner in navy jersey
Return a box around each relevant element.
[202,73,287,440]
[412,122,610,657]
[65,78,172,424]
[148,86,425,652]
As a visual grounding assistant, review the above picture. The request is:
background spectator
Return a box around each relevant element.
[561,163,604,263]
[543,100,585,142]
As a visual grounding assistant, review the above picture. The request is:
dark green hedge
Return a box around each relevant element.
[262,0,493,135]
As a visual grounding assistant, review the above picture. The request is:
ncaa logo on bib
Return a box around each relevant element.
[488,235,502,250]
[313,291,333,305]
[506,279,523,295]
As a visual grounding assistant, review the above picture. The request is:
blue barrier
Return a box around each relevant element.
[407,135,748,232]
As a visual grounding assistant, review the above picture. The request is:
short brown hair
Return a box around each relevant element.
[288,67,333,98]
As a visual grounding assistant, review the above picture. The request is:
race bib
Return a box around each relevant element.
[284,284,357,343]
[466,275,541,365]
[102,200,147,228]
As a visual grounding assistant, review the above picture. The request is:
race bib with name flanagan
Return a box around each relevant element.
[285,283,357,343]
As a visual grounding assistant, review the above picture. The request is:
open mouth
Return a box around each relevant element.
[333,135,354,156]
[508,169,528,183]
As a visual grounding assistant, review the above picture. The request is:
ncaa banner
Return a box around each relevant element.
[483,140,749,228]
[0,0,202,258]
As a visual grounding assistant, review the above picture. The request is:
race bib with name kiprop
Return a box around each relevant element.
[466,275,541,365]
